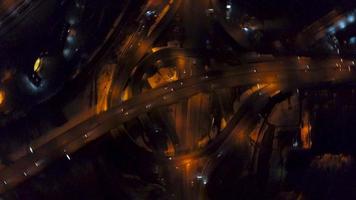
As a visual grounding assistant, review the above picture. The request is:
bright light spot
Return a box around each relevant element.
[66,35,75,43]
[300,113,312,149]
[63,48,71,57]
[151,47,161,53]
[66,154,71,160]
[33,57,42,72]
[328,27,336,34]
[220,118,227,130]
[35,162,40,167]
[293,141,298,147]
[196,175,203,179]
[29,147,34,153]
[226,4,231,9]
[203,180,208,185]
[242,27,249,32]
[349,37,356,44]
[0,90,5,105]
[169,157,172,160]
[145,10,155,16]
[347,15,355,23]
[338,21,346,29]
[3,180,7,185]
[23,172,27,176]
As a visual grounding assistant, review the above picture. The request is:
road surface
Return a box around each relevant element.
[0,56,356,193]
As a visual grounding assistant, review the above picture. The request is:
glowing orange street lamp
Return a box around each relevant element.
[0,90,5,105]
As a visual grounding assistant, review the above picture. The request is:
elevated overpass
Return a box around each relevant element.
[0,56,356,193]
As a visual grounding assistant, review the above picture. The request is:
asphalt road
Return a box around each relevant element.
[108,0,182,107]
[211,0,251,48]
[1,0,355,197]
[164,84,280,199]
[0,56,356,193]
[295,9,349,48]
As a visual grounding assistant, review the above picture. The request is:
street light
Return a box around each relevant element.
[0,90,5,106]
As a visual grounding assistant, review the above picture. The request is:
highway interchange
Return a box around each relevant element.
[0,54,356,193]
[1,0,356,198]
